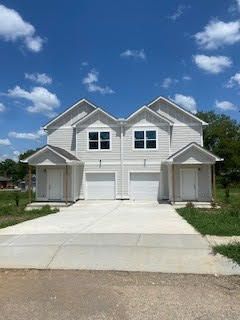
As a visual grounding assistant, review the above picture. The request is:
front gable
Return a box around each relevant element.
[148,97,207,125]
[168,143,222,164]
[44,99,97,129]
[126,106,172,127]
[73,108,118,128]
[28,149,67,165]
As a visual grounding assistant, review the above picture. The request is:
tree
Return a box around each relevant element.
[17,149,38,180]
[0,159,18,181]
[196,111,240,185]
[0,148,39,183]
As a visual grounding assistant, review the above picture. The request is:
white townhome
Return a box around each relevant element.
[23,96,222,203]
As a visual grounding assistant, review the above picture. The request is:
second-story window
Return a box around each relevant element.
[89,131,110,150]
[134,130,157,149]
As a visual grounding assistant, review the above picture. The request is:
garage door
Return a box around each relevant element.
[86,173,115,200]
[130,172,160,200]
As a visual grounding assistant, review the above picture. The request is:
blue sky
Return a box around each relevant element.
[0,0,240,160]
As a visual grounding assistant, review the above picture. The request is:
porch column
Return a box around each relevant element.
[172,164,175,203]
[28,165,32,204]
[65,165,68,204]
[212,163,216,201]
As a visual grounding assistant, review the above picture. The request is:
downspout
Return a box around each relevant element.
[120,121,124,199]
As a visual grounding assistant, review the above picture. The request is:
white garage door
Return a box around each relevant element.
[130,172,160,200]
[86,173,115,200]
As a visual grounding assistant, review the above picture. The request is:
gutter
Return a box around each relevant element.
[119,119,125,199]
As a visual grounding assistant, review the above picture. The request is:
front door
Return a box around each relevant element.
[48,169,63,200]
[181,168,197,201]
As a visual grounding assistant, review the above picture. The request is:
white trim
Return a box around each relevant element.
[180,168,198,201]
[132,128,158,151]
[200,127,203,146]
[86,129,112,152]
[120,124,124,199]
[172,123,204,127]
[43,98,97,129]
[128,170,162,200]
[72,108,118,127]
[84,171,117,200]
[168,143,223,162]
[148,96,208,125]
[126,105,173,125]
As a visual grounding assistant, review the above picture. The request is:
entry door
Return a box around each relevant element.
[48,169,63,200]
[181,169,197,201]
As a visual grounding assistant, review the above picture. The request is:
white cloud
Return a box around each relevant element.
[0,103,6,112]
[82,69,114,95]
[0,4,44,52]
[236,0,240,11]
[193,55,232,74]
[0,154,9,161]
[172,94,198,114]
[169,5,189,21]
[229,0,240,13]
[226,72,240,88]
[161,77,178,89]
[13,150,20,156]
[81,61,88,67]
[25,73,52,85]
[120,49,146,60]
[7,86,60,117]
[0,138,11,146]
[182,75,192,81]
[215,100,237,111]
[9,128,46,141]
[194,19,240,50]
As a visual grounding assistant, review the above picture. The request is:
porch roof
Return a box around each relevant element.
[21,145,81,166]
[166,142,223,164]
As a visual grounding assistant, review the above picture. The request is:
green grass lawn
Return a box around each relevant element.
[0,191,58,229]
[176,187,240,236]
[177,187,240,265]
[213,243,240,266]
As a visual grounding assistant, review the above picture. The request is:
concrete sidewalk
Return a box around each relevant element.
[0,233,239,274]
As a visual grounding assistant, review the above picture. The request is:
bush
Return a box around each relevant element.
[186,201,194,208]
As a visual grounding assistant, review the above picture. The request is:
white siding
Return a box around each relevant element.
[48,128,75,152]
[36,167,47,199]
[76,111,120,161]
[171,125,202,153]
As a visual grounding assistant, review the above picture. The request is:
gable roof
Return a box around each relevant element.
[43,98,98,129]
[21,145,80,163]
[126,105,174,125]
[148,96,208,126]
[167,142,223,162]
[72,107,118,127]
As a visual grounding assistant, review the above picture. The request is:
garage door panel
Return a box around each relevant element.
[86,173,115,200]
[130,172,160,200]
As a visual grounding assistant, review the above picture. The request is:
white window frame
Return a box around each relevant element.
[87,129,112,151]
[132,128,158,151]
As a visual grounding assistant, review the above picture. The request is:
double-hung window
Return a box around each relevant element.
[88,131,110,150]
[134,130,157,149]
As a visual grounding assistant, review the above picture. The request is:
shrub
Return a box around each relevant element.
[186,201,194,208]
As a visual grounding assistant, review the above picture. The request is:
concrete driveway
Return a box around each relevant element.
[0,201,239,274]
[0,201,198,234]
